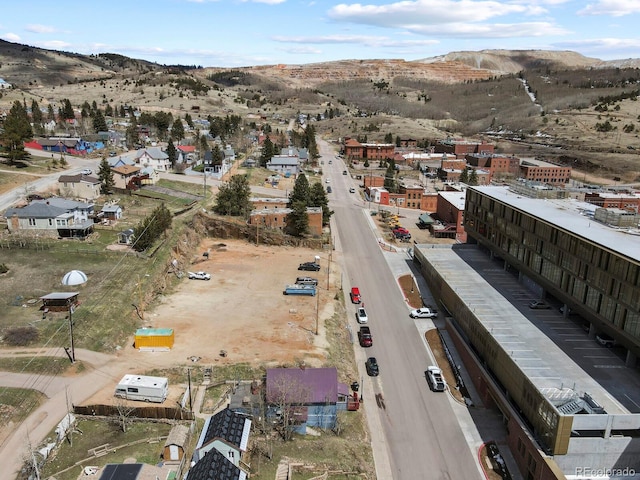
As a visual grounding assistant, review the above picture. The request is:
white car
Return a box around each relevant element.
[349,187,356,193]
[80,168,92,175]
[409,307,438,318]
[188,271,211,281]
[325,178,331,183]
[356,307,368,324]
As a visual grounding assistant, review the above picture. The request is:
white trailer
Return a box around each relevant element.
[114,374,168,403]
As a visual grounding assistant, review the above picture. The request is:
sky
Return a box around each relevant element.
[1,0,639,68]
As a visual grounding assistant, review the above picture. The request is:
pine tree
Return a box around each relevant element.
[468,168,478,186]
[286,200,309,236]
[171,119,185,142]
[31,99,43,134]
[290,173,310,204]
[1,101,33,162]
[166,138,177,168]
[62,99,75,120]
[309,182,333,225]
[214,174,252,217]
[47,104,55,122]
[211,144,223,166]
[459,167,469,184]
[98,157,115,194]
[92,110,108,133]
[259,137,274,167]
[384,160,397,193]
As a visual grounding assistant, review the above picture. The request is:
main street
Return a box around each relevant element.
[319,138,482,480]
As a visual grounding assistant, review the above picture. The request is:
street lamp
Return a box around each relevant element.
[62,270,88,363]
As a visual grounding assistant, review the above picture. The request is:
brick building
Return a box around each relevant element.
[343,138,395,161]
[584,192,640,212]
[249,206,323,236]
[519,158,571,186]
[465,153,520,181]
[435,138,494,157]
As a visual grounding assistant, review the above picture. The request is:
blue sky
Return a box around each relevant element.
[1,0,639,67]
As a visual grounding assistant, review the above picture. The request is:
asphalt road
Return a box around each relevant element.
[320,139,482,480]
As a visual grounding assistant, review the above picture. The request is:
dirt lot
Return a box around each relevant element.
[84,238,336,404]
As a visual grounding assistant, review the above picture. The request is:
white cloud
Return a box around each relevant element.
[408,21,569,38]
[578,0,640,17]
[39,40,72,49]
[26,24,56,34]
[278,46,322,54]
[557,37,640,51]
[2,33,21,42]
[272,34,438,48]
[328,0,546,27]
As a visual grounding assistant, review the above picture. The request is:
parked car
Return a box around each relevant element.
[80,168,92,175]
[298,262,321,271]
[325,178,331,183]
[349,187,356,193]
[356,307,368,324]
[529,300,551,309]
[326,186,332,193]
[409,307,437,318]
[295,276,318,286]
[365,357,379,376]
[595,333,616,347]
[425,366,446,392]
[188,271,211,280]
[358,326,373,347]
[343,170,348,175]
[350,287,361,304]
[109,151,117,157]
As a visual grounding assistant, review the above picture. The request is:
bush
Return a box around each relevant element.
[0,263,8,274]
[4,326,39,346]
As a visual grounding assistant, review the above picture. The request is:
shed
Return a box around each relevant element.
[118,228,135,245]
[134,328,174,351]
[40,292,79,312]
[163,424,189,462]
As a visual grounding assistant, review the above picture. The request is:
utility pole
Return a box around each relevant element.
[187,368,193,413]
[315,288,320,336]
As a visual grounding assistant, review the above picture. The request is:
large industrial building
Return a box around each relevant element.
[464,186,640,363]
[413,185,640,480]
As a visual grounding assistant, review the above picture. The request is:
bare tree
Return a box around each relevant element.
[267,372,312,441]
[114,397,136,433]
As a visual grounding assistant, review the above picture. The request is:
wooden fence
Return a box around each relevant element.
[74,404,195,420]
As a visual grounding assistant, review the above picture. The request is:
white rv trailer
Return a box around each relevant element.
[114,374,168,403]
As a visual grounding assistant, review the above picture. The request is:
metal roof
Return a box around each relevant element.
[471,186,640,261]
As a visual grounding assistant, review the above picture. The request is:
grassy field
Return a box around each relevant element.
[0,387,46,426]
[0,356,74,375]
[39,420,174,480]
[0,191,198,353]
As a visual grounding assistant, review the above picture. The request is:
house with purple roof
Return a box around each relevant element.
[265,367,351,432]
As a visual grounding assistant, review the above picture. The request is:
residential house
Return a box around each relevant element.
[189,407,250,480]
[186,449,247,480]
[111,165,143,190]
[265,367,351,432]
[135,147,171,172]
[108,156,135,168]
[58,174,101,200]
[266,155,300,175]
[223,145,236,162]
[5,198,94,238]
[100,204,123,220]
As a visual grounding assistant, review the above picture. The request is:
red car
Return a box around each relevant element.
[350,287,361,304]
[392,226,409,235]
